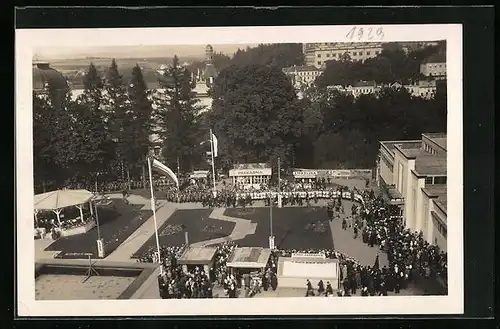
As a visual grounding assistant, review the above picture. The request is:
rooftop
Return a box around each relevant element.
[178,247,217,265]
[414,152,447,176]
[380,140,421,156]
[423,133,447,150]
[227,247,272,268]
[353,80,376,87]
[283,65,322,73]
[422,184,447,199]
[423,51,446,64]
[233,163,270,170]
[434,200,447,215]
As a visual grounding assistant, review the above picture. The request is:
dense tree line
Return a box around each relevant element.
[316,42,446,87]
[206,60,446,173]
[34,43,447,192]
[34,60,157,192]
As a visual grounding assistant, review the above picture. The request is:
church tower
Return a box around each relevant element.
[203,44,218,87]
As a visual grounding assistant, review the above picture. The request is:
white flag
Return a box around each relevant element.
[211,133,218,157]
[151,158,179,187]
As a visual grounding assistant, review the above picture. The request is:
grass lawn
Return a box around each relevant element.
[225,207,334,250]
[45,199,152,259]
[132,209,235,257]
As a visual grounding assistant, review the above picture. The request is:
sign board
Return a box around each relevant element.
[269,236,275,250]
[229,168,272,177]
[293,170,318,178]
[291,252,326,259]
[296,168,373,178]
[97,238,105,258]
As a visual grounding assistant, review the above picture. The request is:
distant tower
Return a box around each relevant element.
[205,44,214,64]
[203,44,217,87]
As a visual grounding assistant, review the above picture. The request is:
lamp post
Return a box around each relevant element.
[93,197,104,258]
[269,191,275,250]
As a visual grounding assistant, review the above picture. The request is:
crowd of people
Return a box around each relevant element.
[135,179,447,298]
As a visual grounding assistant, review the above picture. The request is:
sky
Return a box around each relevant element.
[34,44,260,60]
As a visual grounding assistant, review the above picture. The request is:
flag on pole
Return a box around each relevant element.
[150,158,179,188]
[211,133,218,157]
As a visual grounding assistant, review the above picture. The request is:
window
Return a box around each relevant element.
[359,52,363,55]
[425,177,433,184]
[353,52,357,56]
[317,61,322,66]
[317,54,322,58]
[367,51,371,55]
[326,54,330,58]
[434,176,447,184]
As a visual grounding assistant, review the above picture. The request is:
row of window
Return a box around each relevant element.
[424,176,447,185]
[427,63,446,69]
[317,50,381,58]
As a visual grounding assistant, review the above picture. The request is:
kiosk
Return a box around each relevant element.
[277,253,340,289]
[226,247,272,276]
[292,170,318,188]
[229,163,272,190]
[177,246,217,280]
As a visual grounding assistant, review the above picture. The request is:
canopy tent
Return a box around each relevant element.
[34,189,94,226]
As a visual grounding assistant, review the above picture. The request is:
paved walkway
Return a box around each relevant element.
[328,200,389,268]
[190,208,257,247]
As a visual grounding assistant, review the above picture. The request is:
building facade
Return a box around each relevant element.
[327,80,437,99]
[420,62,447,80]
[282,65,324,89]
[303,42,384,68]
[376,133,447,251]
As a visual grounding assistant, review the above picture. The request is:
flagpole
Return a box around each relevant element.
[209,129,217,197]
[147,157,163,275]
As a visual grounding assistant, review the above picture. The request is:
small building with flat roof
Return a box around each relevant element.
[226,247,272,275]
[177,246,217,279]
[229,163,272,190]
[277,253,340,289]
[376,133,447,249]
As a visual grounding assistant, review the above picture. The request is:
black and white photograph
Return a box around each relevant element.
[16,24,463,316]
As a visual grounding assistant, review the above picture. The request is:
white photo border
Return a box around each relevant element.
[16,24,463,317]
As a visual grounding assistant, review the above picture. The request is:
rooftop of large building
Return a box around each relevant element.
[412,151,447,176]
[422,51,446,64]
[380,140,421,157]
[423,133,447,150]
[283,65,323,73]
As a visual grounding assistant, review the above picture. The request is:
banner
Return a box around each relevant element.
[151,158,179,187]
[211,133,218,157]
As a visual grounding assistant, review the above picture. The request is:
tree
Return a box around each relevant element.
[126,64,154,181]
[154,55,203,173]
[104,59,131,184]
[230,43,304,69]
[208,64,303,169]
[81,62,104,112]
[33,91,61,191]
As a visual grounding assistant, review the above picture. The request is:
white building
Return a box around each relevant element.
[327,80,437,99]
[420,52,447,80]
[303,42,384,68]
[282,65,323,89]
[345,80,379,97]
[390,80,437,99]
[229,163,272,190]
[376,133,447,251]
